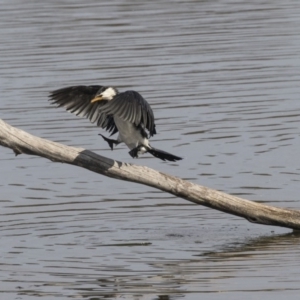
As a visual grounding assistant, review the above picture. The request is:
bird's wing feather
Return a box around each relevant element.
[48,85,118,134]
[101,91,156,136]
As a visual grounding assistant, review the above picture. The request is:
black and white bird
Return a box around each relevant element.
[49,85,182,162]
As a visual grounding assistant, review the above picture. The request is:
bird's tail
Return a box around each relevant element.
[147,147,182,162]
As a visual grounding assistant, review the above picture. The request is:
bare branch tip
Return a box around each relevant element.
[13,148,22,156]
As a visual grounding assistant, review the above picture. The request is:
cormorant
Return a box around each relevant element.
[49,85,182,162]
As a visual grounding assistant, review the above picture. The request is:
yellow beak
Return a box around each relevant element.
[90,95,103,103]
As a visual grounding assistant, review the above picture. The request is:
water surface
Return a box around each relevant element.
[1,0,300,299]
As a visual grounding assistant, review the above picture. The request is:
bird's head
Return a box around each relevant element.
[91,86,118,103]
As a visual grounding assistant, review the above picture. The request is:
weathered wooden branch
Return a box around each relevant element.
[1,118,300,230]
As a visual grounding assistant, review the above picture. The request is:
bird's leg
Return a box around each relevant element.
[98,134,120,150]
[129,145,148,158]
[128,147,139,158]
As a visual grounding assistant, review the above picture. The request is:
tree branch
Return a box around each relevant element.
[1,118,300,230]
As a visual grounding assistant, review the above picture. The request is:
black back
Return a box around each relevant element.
[49,85,156,137]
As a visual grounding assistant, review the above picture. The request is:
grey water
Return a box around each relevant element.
[1,0,300,299]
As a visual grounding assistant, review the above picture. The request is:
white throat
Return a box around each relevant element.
[101,87,117,100]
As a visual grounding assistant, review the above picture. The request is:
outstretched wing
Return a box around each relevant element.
[100,90,156,137]
[48,85,117,135]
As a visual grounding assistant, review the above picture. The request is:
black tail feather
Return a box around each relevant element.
[147,147,182,162]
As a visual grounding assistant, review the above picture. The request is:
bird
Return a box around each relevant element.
[48,85,182,162]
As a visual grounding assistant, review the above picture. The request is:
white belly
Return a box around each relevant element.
[114,117,149,151]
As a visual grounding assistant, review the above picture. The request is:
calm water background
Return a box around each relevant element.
[0,0,300,299]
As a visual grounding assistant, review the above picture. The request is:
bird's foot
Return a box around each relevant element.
[128,147,139,158]
[99,134,119,150]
